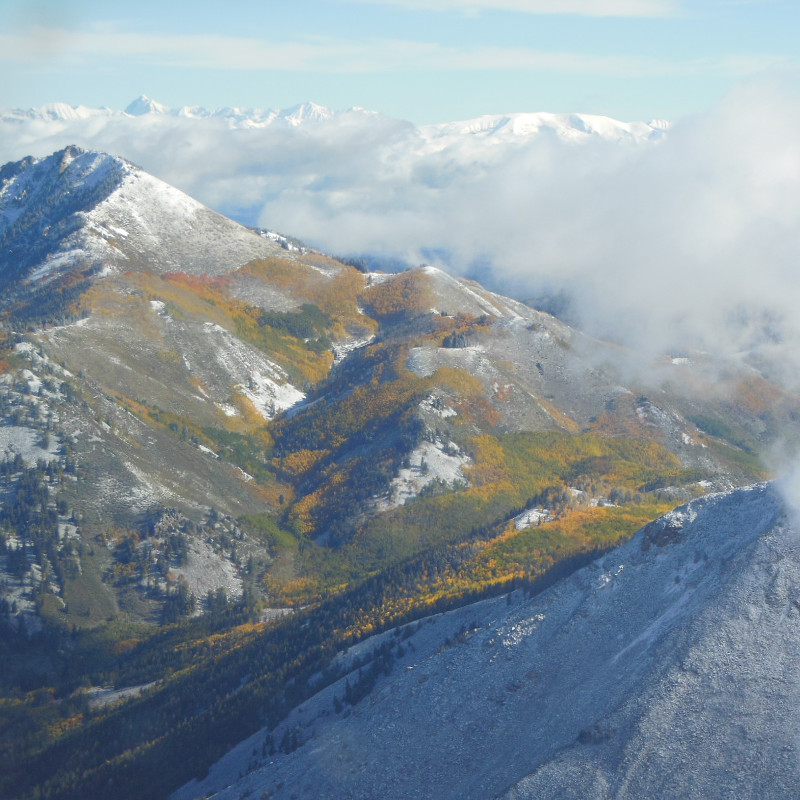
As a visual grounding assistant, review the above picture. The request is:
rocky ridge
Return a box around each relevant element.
[181,483,799,800]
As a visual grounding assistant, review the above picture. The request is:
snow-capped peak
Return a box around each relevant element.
[420,110,669,148]
[124,95,172,116]
[282,101,335,125]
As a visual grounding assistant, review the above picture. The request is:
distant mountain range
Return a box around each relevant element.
[0,96,674,290]
[1,95,669,144]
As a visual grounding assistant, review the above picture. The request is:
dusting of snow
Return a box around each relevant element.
[237,370,305,419]
[260,230,303,251]
[380,439,470,510]
[514,507,554,530]
[169,537,242,612]
[0,426,60,465]
[498,613,546,649]
[420,394,457,418]
[332,334,375,362]
[201,322,305,418]
[87,683,155,710]
[597,563,625,588]
[179,485,799,800]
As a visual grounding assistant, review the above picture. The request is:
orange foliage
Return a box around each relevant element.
[112,638,144,656]
[162,272,233,295]
[232,393,267,424]
[454,395,501,428]
[536,396,579,433]
[362,271,434,320]
[239,257,371,335]
[278,448,330,478]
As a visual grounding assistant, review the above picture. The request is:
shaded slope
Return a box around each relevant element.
[189,484,799,800]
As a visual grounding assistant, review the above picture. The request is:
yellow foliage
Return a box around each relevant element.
[536,396,579,433]
[465,434,513,488]
[239,257,372,336]
[434,366,484,397]
[48,714,85,739]
[232,393,267,425]
[278,449,330,478]
[361,271,434,320]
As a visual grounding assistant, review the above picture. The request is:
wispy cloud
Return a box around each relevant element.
[346,0,680,17]
[0,27,787,80]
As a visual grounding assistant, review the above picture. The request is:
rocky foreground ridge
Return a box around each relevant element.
[181,483,800,800]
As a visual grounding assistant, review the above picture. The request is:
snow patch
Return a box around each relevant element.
[382,439,470,509]
[514,507,554,530]
[202,322,305,418]
[332,334,375,362]
[420,394,457,418]
[169,537,242,612]
[0,426,59,465]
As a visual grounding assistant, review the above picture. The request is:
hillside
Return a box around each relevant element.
[0,144,793,623]
[0,145,798,798]
[183,483,798,800]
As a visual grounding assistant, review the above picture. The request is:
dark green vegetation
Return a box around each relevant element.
[0,529,633,800]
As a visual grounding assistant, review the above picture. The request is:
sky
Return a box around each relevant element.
[1,0,798,124]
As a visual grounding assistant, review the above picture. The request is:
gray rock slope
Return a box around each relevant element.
[179,483,800,800]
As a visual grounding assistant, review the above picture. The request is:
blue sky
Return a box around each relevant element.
[2,0,797,123]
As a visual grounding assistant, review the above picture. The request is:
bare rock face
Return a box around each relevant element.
[184,484,800,800]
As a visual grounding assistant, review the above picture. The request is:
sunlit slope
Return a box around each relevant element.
[0,144,794,634]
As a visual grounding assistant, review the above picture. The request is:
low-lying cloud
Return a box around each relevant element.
[2,80,800,378]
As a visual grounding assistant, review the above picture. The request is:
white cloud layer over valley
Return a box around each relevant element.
[3,81,800,381]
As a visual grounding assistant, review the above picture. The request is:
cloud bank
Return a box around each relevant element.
[2,81,800,379]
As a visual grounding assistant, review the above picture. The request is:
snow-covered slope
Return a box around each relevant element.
[420,110,667,150]
[0,145,285,299]
[177,483,800,800]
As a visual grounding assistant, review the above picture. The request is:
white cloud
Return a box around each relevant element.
[348,0,679,17]
[0,27,786,80]
[3,79,800,387]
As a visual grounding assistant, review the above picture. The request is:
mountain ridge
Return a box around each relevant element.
[1,96,668,142]
[0,144,287,318]
[179,482,800,800]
